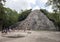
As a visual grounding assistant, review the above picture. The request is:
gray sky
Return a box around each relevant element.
[5,0,52,12]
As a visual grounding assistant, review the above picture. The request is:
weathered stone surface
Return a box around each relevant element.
[18,10,56,30]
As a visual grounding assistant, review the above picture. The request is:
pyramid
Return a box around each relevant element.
[17,10,56,30]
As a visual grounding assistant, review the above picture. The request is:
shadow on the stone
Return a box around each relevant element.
[2,34,25,38]
[27,32,31,34]
[7,36,25,38]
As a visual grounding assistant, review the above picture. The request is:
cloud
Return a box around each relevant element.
[39,0,48,3]
[35,0,48,8]
[5,0,52,12]
[46,5,53,12]
[5,0,32,11]
[33,5,40,10]
[26,0,36,4]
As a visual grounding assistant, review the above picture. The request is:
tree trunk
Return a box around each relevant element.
[0,19,3,31]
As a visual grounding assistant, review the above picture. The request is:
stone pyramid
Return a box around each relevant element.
[17,10,56,30]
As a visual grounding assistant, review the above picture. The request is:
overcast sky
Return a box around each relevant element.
[5,0,52,12]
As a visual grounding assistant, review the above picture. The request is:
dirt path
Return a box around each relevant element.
[0,30,60,42]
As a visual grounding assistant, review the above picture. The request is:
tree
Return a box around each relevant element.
[18,9,32,21]
[0,0,6,30]
[2,8,19,29]
[46,0,60,12]
[40,9,49,15]
[46,0,60,31]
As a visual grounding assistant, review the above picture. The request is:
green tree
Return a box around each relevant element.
[46,0,60,12]
[46,0,60,31]
[0,0,6,30]
[3,8,19,29]
[40,9,49,15]
[18,9,32,21]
